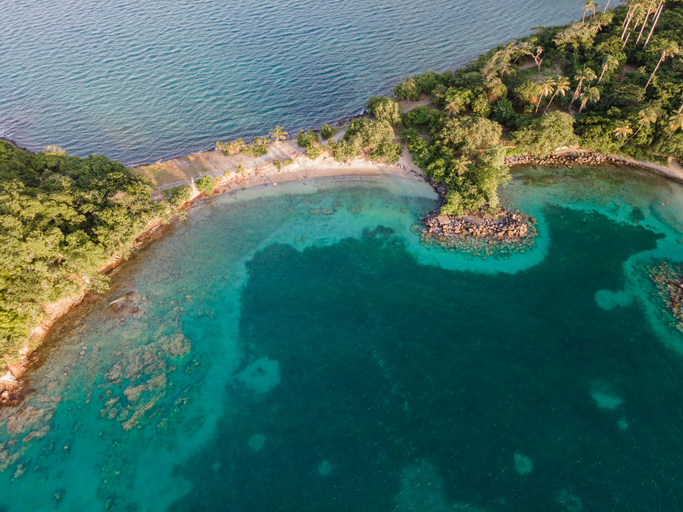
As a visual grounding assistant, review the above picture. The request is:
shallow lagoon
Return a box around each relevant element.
[1,166,683,511]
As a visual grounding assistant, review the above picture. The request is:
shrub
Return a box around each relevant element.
[243,145,267,157]
[333,140,360,162]
[402,107,445,129]
[492,98,517,126]
[297,130,318,148]
[366,96,402,126]
[195,175,215,196]
[282,158,293,167]
[216,138,245,155]
[320,124,336,140]
[305,145,322,160]
[165,185,192,207]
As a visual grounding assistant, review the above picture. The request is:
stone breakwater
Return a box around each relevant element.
[422,210,532,241]
[417,208,538,258]
[505,152,642,167]
[648,261,683,333]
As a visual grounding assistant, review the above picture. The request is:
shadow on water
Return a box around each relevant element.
[169,206,683,511]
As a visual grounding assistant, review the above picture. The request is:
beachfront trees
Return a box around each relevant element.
[518,42,544,71]
[511,112,579,157]
[320,124,335,140]
[393,76,419,101]
[545,76,571,113]
[444,88,472,116]
[0,141,168,360]
[165,184,192,207]
[598,55,620,83]
[345,119,401,163]
[195,174,215,196]
[579,87,601,113]
[645,39,680,89]
[571,66,597,105]
[485,78,508,103]
[269,126,288,144]
[366,96,402,126]
[216,138,246,155]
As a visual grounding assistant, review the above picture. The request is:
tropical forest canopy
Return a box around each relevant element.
[389,0,683,215]
[0,141,167,361]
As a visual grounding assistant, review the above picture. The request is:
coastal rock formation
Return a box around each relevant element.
[648,261,683,333]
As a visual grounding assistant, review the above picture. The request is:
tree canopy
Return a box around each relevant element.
[0,141,167,361]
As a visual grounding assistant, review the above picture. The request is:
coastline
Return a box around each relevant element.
[3,106,683,403]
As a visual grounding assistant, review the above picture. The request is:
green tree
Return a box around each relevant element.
[511,112,579,157]
[537,77,556,114]
[578,87,601,113]
[269,126,288,144]
[545,76,571,113]
[195,174,215,196]
[432,116,503,157]
[366,96,402,126]
[571,66,597,105]
[645,39,680,89]
[598,55,620,83]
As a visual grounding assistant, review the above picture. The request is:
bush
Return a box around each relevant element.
[297,130,318,148]
[320,124,335,140]
[333,140,360,162]
[366,96,402,126]
[195,175,215,196]
[243,144,268,157]
[402,107,445,129]
[492,98,517,126]
[305,145,322,160]
[216,138,245,155]
[165,185,192,207]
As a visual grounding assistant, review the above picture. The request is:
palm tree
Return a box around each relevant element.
[669,111,683,133]
[644,0,665,48]
[614,122,634,140]
[445,98,461,116]
[598,55,620,83]
[623,4,646,47]
[571,66,597,105]
[628,107,658,141]
[545,76,571,113]
[582,0,593,23]
[635,0,656,45]
[645,40,680,89]
[269,126,288,144]
[578,87,600,113]
[536,77,555,114]
[453,157,472,175]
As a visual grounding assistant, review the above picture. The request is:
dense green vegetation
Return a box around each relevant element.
[163,184,192,207]
[195,174,215,196]
[392,0,683,215]
[0,142,168,361]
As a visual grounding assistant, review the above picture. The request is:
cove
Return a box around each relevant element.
[0,166,683,511]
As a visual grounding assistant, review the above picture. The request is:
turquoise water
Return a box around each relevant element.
[2,167,683,511]
[0,0,585,164]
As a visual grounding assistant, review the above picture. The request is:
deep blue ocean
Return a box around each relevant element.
[1,0,584,165]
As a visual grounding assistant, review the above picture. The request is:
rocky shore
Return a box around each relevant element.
[648,261,683,333]
[504,150,666,169]
[418,206,537,258]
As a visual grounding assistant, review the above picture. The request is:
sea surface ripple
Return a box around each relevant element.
[1,0,583,165]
